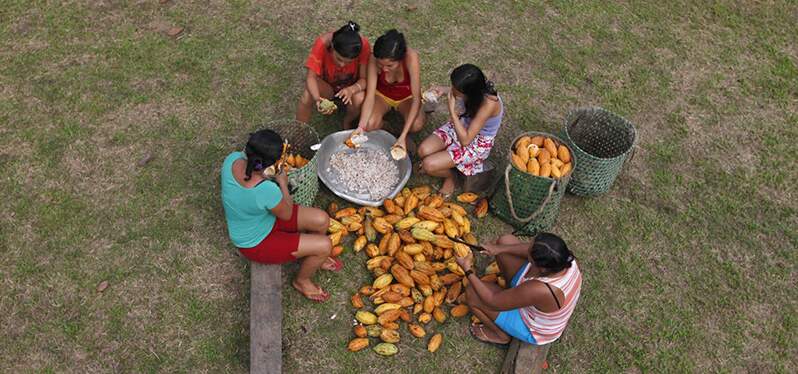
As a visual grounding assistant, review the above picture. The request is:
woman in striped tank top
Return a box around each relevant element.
[455,233,582,346]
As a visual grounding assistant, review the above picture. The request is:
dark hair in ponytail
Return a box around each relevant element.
[243,129,283,181]
[373,29,407,60]
[450,64,497,118]
[332,21,362,59]
[529,233,575,276]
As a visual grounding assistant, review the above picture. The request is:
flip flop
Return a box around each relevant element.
[292,281,330,303]
[322,257,343,272]
[469,324,510,347]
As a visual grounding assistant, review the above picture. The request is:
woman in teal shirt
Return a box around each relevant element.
[221,129,336,302]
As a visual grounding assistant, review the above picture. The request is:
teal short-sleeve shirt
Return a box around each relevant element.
[220,152,283,248]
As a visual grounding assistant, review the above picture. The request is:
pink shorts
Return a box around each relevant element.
[433,122,495,176]
[238,204,300,264]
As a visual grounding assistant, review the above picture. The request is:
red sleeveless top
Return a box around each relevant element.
[376,59,412,101]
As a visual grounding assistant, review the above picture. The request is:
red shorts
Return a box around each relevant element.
[238,204,301,264]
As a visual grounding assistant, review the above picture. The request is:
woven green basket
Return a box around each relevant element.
[489,132,574,237]
[562,107,636,196]
[265,119,320,207]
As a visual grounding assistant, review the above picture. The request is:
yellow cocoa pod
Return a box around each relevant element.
[428,333,443,353]
[451,304,470,317]
[381,321,400,330]
[434,290,446,306]
[403,243,424,255]
[354,324,368,338]
[365,206,385,217]
[431,262,447,272]
[544,138,558,158]
[335,207,356,219]
[364,217,377,242]
[421,241,434,256]
[411,185,432,197]
[410,270,431,286]
[394,195,405,208]
[511,153,527,172]
[463,233,478,245]
[395,217,421,230]
[516,136,531,151]
[412,220,439,231]
[351,293,364,309]
[328,218,345,233]
[551,164,562,178]
[411,228,436,242]
[380,329,400,344]
[354,235,367,252]
[497,276,507,288]
[375,303,402,315]
[550,158,564,168]
[329,231,344,247]
[460,217,471,234]
[527,158,540,176]
[428,195,444,209]
[558,144,571,163]
[531,135,544,147]
[446,281,462,304]
[561,162,572,176]
[365,243,380,258]
[418,206,445,222]
[413,303,423,315]
[435,235,454,249]
[447,262,465,276]
[485,262,499,275]
[395,251,414,270]
[474,198,488,218]
[537,148,551,165]
[453,243,470,258]
[391,264,415,288]
[430,274,443,291]
[419,283,433,297]
[540,163,551,178]
[366,256,387,270]
[389,284,411,296]
[388,233,401,256]
[373,274,393,289]
[442,219,458,238]
[456,192,479,204]
[433,307,447,323]
[404,194,419,215]
[418,313,432,324]
[423,295,435,313]
[341,214,363,225]
[347,337,369,352]
[384,214,403,225]
[366,324,382,337]
[414,261,435,276]
[372,217,393,234]
[517,144,530,164]
[356,311,377,325]
[439,273,461,286]
[377,309,401,325]
[408,323,426,338]
[373,342,398,356]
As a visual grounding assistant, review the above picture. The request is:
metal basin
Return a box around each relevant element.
[317,130,412,206]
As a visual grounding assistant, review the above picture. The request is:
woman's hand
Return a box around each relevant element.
[480,243,503,256]
[393,134,407,150]
[275,168,289,187]
[455,254,474,273]
[335,86,356,106]
[447,90,457,115]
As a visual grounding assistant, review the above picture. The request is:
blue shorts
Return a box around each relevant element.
[494,263,537,345]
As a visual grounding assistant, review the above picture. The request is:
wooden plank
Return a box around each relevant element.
[250,263,282,374]
[501,339,549,374]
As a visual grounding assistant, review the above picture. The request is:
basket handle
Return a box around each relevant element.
[503,164,556,223]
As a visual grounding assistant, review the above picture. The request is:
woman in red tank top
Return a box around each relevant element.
[356,29,425,151]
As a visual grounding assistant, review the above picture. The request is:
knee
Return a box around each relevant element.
[316,211,330,233]
[410,115,426,133]
[318,237,333,257]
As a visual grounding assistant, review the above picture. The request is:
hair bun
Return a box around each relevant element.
[347,20,360,32]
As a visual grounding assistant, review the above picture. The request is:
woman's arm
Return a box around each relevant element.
[305,69,323,104]
[483,242,533,259]
[397,50,422,144]
[269,172,293,221]
[451,97,498,147]
[356,58,379,131]
[467,273,547,311]
[336,56,369,105]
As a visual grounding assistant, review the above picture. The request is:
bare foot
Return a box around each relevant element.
[470,324,511,345]
[291,279,330,303]
[439,177,456,198]
[321,257,342,272]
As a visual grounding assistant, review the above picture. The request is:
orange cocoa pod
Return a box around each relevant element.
[423,295,435,313]
[331,245,343,257]
[451,304,470,318]
[474,198,488,218]
[351,293,364,309]
[408,323,426,338]
[383,199,398,214]
[540,163,552,178]
[353,324,368,338]
[433,307,447,323]
[391,264,415,288]
[428,333,443,353]
[347,338,369,352]
[389,283,411,297]
[445,282,462,304]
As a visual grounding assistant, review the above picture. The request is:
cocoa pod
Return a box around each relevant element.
[347,338,369,352]
[353,324,367,338]
[408,323,426,338]
[428,333,443,353]
[451,304,470,318]
[373,342,398,356]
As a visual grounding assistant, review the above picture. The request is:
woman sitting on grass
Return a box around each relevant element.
[356,29,425,152]
[296,21,371,129]
[221,129,339,302]
[417,64,503,197]
[455,233,582,345]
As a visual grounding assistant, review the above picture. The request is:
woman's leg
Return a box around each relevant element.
[296,78,335,123]
[296,206,340,271]
[363,95,392,131]
[396,98,427,134]
[464,282,511,343]
[342,91,365,129]
[420,150,457,195]
[417,134,446,159]
[290,233,332,301]
[494,234,528,282]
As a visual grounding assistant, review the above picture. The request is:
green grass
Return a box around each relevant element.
[1,0,796,372]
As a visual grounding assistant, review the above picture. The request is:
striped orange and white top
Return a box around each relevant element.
[517,261,582,345]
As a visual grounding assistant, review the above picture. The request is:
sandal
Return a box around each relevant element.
[321,257,343,272]
[469,324,511,347]
[292,281,330,303]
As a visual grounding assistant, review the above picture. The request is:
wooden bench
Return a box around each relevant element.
[250,263,282,374]
[501,339,549,374]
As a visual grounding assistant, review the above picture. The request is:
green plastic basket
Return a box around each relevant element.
[562,107,636,196]
[265,119,320,207]
[489,132,574,237]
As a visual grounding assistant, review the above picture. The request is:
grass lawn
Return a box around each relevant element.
[1,0,796,372]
